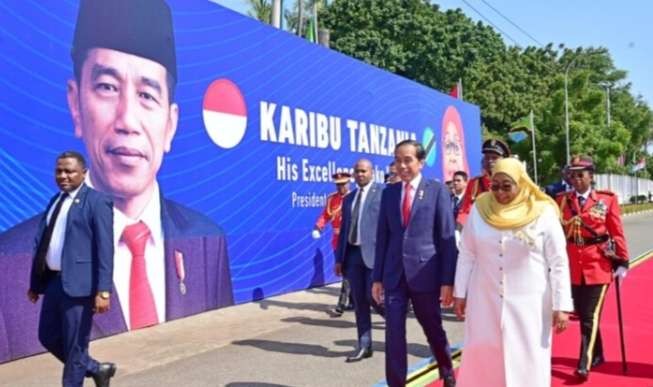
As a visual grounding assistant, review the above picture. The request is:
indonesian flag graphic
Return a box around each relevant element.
[202,79,247,149]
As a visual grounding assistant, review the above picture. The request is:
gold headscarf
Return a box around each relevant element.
[475,158,559,230]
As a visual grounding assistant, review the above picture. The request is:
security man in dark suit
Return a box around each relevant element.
[545,165,571,198]
[28,151,115,387]
[336,159,385,363]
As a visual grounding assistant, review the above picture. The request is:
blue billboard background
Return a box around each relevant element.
[0,0,481,361]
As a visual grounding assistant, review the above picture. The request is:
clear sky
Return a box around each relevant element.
[210,0,652,107]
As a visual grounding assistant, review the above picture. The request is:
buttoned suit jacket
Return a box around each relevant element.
[336,183,383,269]
[373,178,457,293]
[0,192,233,362]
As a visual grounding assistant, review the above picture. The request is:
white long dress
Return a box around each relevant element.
[454,205,573,387]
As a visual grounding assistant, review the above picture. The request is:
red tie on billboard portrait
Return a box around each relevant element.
[122,221,158,330]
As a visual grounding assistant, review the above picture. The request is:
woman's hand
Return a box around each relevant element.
[553,310,569,333]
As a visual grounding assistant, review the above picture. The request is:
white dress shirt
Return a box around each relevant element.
[400,174,422,224]
[576,189,591,205]
[45,185,82,271]
[87,176,166,329]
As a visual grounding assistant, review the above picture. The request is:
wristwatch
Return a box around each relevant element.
[98,291,110,300]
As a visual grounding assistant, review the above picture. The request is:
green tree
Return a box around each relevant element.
[247,0,272,24]
[320,0,653,183]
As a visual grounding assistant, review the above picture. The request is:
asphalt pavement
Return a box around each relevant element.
[0,212,650,387]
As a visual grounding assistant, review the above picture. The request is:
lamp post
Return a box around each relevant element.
[563,60,576,166]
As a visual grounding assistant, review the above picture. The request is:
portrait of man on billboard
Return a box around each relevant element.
[0,0,233,362]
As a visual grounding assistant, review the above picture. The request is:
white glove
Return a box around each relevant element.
[311,229,321,239]
[613,266,627,280]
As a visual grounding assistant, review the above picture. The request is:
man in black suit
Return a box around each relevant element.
[450,170,468,220]
[28,151,115,387]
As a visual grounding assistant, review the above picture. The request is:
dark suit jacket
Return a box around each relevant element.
[336,183,383,269]
[0,193,233,363]
[29,184,114,297]
[545,181,568,198]
[373,178,457,293]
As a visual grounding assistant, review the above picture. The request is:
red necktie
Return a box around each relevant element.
[402,183,412,227]
[122,221,158,330]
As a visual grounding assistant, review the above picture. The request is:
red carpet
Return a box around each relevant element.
[416,252,653,387]
[551,254,653,386]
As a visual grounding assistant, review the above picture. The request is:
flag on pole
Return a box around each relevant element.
[510,114,533,132]
[448,79,463,100]
[508,113,532,143]
[631,157,646,172]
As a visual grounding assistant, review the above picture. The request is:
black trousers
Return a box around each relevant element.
[572,283,609,371]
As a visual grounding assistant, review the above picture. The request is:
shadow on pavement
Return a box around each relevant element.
[332,339,432,358]
[253,299,332,313]
[281,316,385,330]
[305,286,340,296]
[232,339,351,358]
[232,338,432,360]
[226,383,296,387]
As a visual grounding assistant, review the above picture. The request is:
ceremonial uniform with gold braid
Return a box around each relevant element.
[315,191,347,251]
[556,188,629,373]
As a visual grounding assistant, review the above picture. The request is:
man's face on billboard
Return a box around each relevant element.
[67,48,179,202]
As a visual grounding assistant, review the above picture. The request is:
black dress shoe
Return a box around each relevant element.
[92,362,117,387]
[575,368,589,381]
[333,305,344,316]
[591,355,605,368]
[443,375,456,387]
[345,348,372,363]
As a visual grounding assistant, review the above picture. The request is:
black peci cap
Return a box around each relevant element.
[482,139,511,157]
[71,0,177,82]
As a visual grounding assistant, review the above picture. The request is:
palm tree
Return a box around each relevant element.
[247,0,272,24]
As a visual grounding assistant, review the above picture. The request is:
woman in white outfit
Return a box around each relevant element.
[453,158,573,387]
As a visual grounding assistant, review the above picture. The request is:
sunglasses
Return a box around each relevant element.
[570,171,587,178]
[490,183,514,192]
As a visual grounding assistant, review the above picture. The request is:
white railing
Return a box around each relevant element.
[594,174,653,204]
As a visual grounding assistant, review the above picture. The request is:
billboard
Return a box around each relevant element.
[0,0,481,362]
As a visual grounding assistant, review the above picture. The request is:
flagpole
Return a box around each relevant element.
[313,3,318,43]
[530,110,538,185]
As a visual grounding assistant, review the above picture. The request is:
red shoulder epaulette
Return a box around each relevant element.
[595,190,615,196]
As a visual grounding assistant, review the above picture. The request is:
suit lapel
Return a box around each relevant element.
[361,183,378,214]
[35,194,60,245]
[64,184,89,231]
[407,178,429,228]
[160,196,189,320]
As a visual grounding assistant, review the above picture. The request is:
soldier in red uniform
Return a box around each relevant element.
[556,155,629,381]
[456,139,511,228]
[313,172,353,315]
